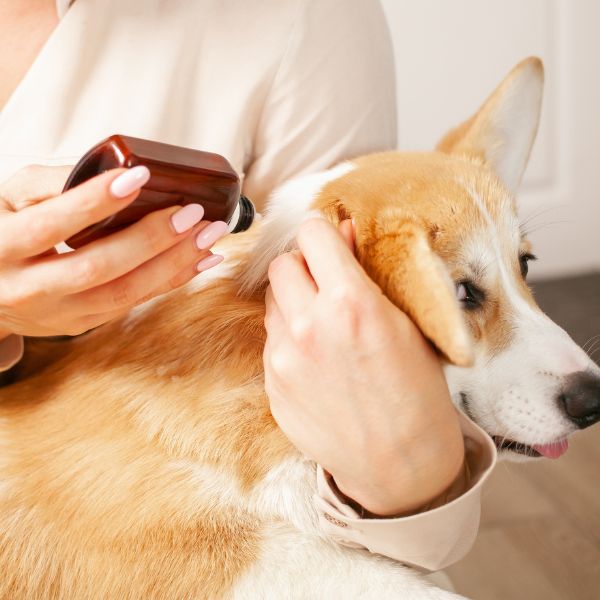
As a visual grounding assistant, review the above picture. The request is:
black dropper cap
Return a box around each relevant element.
[231,195,255,233]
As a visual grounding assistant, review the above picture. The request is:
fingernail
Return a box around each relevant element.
[170,204,204,233]
[195,221,228,250]
[110,166,150,198]
[197,253,224,272]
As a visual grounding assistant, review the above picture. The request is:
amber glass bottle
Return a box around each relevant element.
[63,135,255,248]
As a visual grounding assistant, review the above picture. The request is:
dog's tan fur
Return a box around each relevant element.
[0,261,297,597]
[0,58,566,599]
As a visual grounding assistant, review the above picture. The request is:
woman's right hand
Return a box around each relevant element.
[263,219,464,517]
[0,165,228,339]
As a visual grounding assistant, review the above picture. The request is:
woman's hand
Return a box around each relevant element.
[0,165,227,339]
[263,218,465,517]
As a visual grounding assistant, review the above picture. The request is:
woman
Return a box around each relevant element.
[0,0,495,575]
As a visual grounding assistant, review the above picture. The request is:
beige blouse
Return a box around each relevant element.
[0,0,496,572]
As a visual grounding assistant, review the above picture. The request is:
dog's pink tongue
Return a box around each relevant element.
[532,439,569,459]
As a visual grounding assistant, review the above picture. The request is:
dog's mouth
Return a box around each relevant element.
[459,393,570,459]
[491,436,541,457]
[491,436,569,459]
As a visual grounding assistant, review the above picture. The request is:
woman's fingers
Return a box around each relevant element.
[73,252,226,334]
[146,253,224,298]
[264,285,287,341]
[267,250,317,326]
[266,218,358,327]
[0,165,74,210]
[31,205,210,296]
[295,218,365,292]
[0,167,149,260]
[337,218,355,253]
[66,222,223,314]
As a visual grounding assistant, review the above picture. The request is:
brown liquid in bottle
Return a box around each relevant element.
[64,135,254,248]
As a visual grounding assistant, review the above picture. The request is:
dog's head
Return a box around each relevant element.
[242,57,600,460]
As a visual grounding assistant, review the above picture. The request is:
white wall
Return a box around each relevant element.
[380,0,600,280]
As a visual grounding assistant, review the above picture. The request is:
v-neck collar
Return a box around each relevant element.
[56,0,75,19]
[0,3,70,125]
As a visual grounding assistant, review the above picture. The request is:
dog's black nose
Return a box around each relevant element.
[559,371,600,429]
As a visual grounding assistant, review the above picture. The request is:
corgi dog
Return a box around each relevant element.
[1,57,599,599]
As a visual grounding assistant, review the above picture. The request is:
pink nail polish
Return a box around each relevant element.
[195,221,228,250]
[109,166,150,198]
[170,204,204,234]
[196,254,224,272]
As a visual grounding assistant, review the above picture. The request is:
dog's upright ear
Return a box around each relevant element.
[358,211,473,367]
[437,57,544,194]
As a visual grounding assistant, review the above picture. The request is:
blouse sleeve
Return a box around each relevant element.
[242,0,397,210]
[0,334,24,372]
[313,410,497,572]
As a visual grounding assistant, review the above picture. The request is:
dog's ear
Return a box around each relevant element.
[358,214,473,367]
[437,57,544,194]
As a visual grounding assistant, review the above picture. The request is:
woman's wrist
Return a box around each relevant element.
[331,423,466,517]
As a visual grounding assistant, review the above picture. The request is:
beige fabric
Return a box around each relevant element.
[0,0,496,572]
[55,0,74,18]
[423,571,456,594]
[1,0,396,207]
[315,411,497,571]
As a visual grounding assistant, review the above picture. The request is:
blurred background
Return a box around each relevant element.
[379,1,599,598]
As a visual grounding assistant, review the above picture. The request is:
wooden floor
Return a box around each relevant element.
[446,272,600,600]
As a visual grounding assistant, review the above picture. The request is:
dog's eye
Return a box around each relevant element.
[456,281,484,309]
[519,252,537,279]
